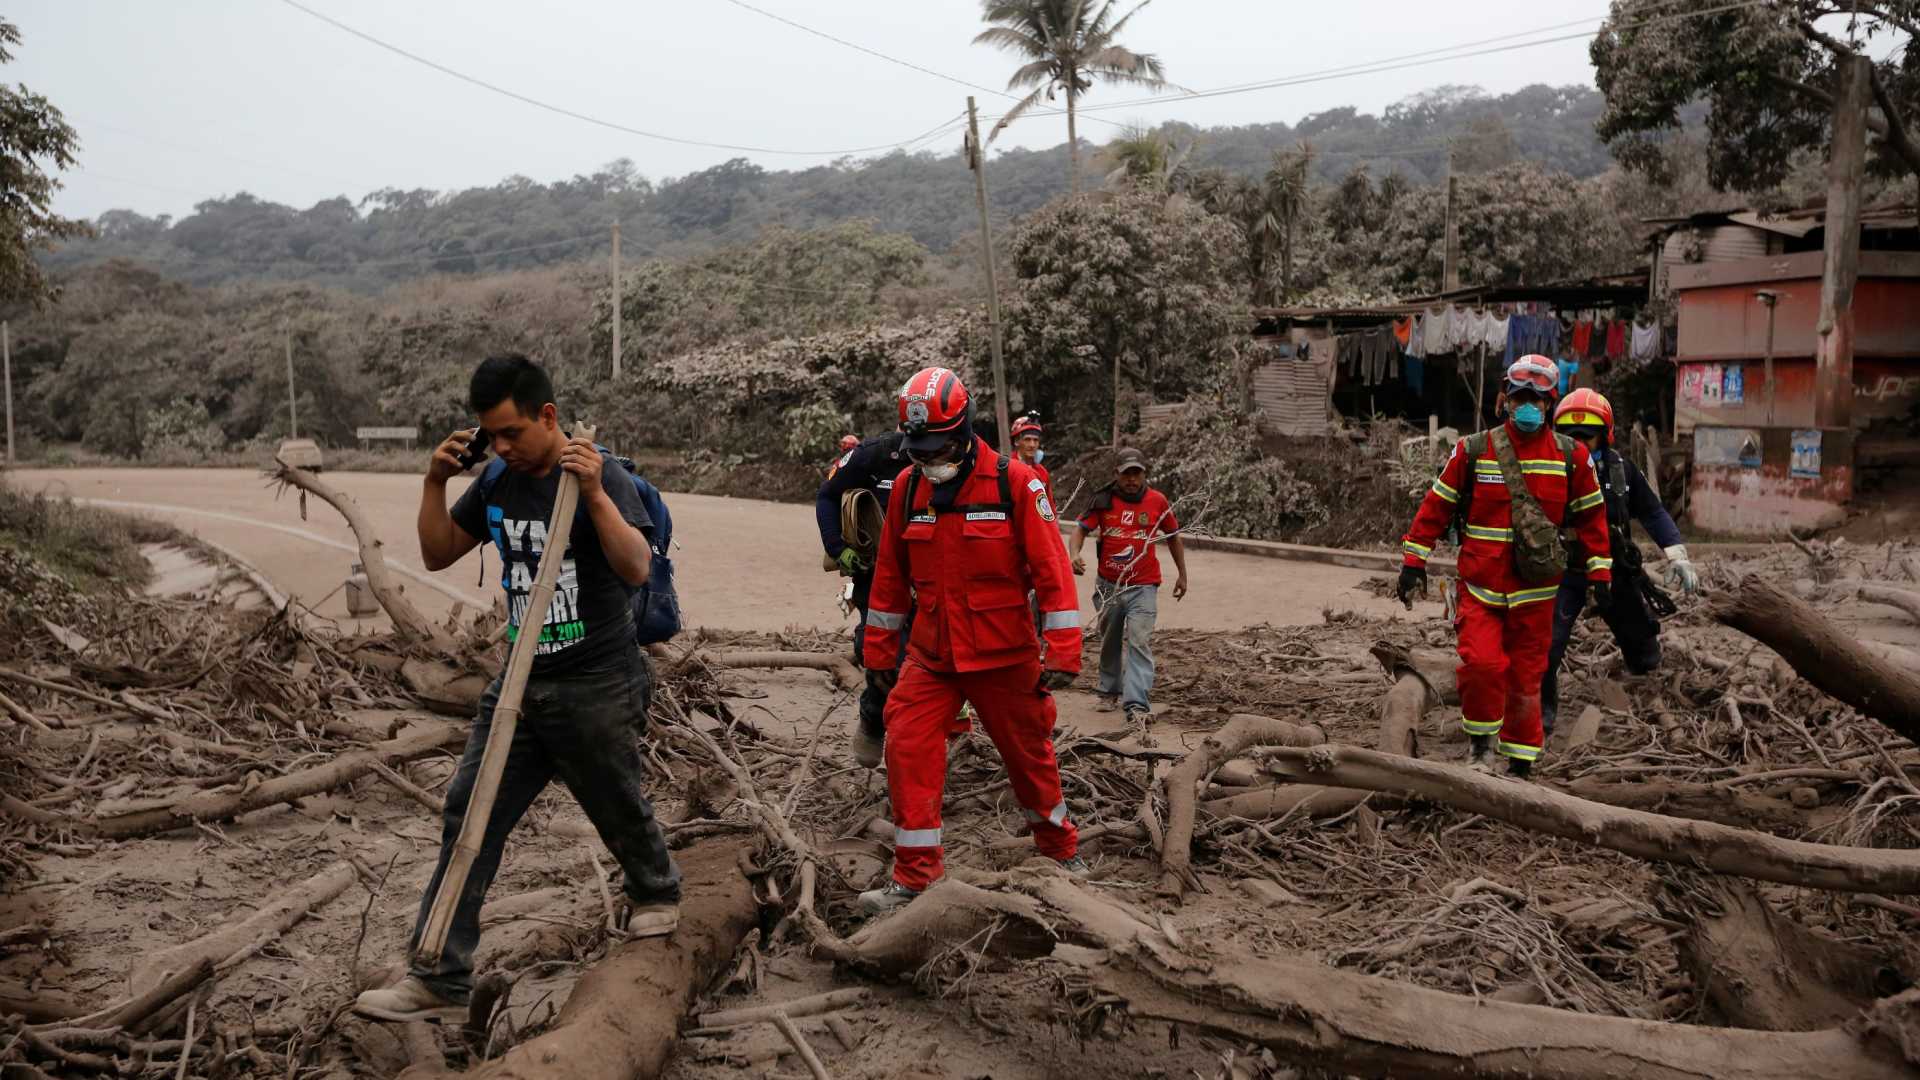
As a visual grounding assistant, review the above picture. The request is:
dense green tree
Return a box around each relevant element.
[0,19,90,305]
[974,0,1169,190]
[1591,0,1920,190]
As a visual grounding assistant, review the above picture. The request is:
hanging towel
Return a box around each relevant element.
[1605,319,1628,361]
[1559,358,1579,396]
[1630,321,1659,363]
[1570,319,1593,357]
[1392,317,1413,349]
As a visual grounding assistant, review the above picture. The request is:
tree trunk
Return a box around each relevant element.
[414,841,759,1080]
[1157,714,1326,897]
[1710,576,1920,743]
[1066,83,1080,193]
[1089,944,1917,1080]
[1263,744,1920,894]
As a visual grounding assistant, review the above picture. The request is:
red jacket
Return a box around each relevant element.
[1401,420,1612,606]
[863,439,1082,675]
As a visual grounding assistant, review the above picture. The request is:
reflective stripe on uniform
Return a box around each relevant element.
[1461,717,1503,736]
[1431,479,1459,503]
[1464,524,1513,542]
[1041,609,1080,630]
[1508,585,1560,606]
[1403,539,1433,558]
[1585,555,1614,573]
[1023,802,1070,826]
[868,609,907,630]
[1464,582,1509,607]
[1518,458,1568,476]
[1569,490,1604,513]
[895,827,942,847]
[1500,740,1542,762]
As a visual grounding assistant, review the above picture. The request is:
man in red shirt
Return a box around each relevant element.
[1395,356,1613,777]
[1068,449,1189,728]
[859,367,1087,913]
[1010,412,1054,505]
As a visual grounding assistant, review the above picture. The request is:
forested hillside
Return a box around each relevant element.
[42,84,1612,291]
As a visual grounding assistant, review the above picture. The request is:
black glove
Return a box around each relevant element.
[1395,565,1428,609]
[1588,580,1613,614]
[867,667,899,694]
[1037,669,1076,692]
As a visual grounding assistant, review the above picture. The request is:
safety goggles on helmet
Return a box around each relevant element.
[1505,355,1559,398]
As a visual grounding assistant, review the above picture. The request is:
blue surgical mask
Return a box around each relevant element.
[1511,403,1546,432]
[1033,449,1045,464]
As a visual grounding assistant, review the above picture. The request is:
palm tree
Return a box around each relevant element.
[1099,124,1196,192]
[973,0,1169,191]
[1262,143,1314,300]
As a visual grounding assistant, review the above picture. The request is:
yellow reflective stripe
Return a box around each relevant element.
[1431,479,1459,503]
[1462,717,1504,736]
[1557,411,1606,427]
[1463,525,1513,542]
[1569,490,1604,512]
[1500,741,1542,761]
[1403,539,1432,557]
[1508,586,1560,606]
[1464,582,1508,607]
[1520,463,1567,475]
[1585,556,1614,573]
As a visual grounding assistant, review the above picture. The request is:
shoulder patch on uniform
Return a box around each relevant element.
[1036,493,1055,522]
[836,450,854,468]
[1027,477,1046,493]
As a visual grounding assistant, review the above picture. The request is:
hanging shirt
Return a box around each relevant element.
[1407,314,1426,359]
[1630,321,1660,363]
[1424,306,1454,356]
[1482,313,1510,352]
[1605,319,1628,361]
[1450,306,1479,352]
[1570,320,1593,357]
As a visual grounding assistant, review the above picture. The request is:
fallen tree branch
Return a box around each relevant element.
[772,1010,832,1080]
[413,840,758,1080]
[1,723,462,839]
[1264,744,1920,895]
[272,458,455,652]
[1560,777,1836,834]
[691,988,871,1032]
[1711,577,1920,743]
[131,857,373,994]
[696,651,861,693]
[1159,714,1326,898]
[1088,940,1917,1079]
[1833,578,1920,624]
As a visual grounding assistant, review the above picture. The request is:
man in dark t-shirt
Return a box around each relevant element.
[354,354,681,1024]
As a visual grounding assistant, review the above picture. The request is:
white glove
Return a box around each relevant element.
[1662,544,1699,594]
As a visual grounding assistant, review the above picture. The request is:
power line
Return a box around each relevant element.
[277,0,963,158]
[987,0,1769,126]
[715,0,1131,132]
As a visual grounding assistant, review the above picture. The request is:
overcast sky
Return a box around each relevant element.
[12,0,1606,222]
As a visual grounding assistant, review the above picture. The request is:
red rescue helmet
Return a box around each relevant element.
[897,366,971,454]
[1010,413,1043,441]
[1554,388,1614,440]
[1504,354,1560,400]
[837,434,860,452]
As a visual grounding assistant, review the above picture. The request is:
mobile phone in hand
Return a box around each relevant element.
[455,428,490,471]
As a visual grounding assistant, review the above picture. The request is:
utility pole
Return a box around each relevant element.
[966,96,1013,456]
[1442,144,1461,293]
[610,220,623,380]
[1813,54,1869,431]
[284,322,298,439]
[3,320,13,469]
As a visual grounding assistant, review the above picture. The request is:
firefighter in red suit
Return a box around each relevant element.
[1010,412,1054,505]
[1395,356,1614,778]
[859,367,1087,914]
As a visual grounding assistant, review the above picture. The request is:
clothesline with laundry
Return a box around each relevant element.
[1329,302,1673,396]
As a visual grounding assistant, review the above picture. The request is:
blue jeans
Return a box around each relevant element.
[1094,581,1158,711]
[407,645,680,1001]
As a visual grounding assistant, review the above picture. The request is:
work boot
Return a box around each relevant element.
[352,976,465,1024]
[851,718,884,768]
[1466,735,1499,775]
[615,901,679,938]
[858,881,921,915]
[1055,855,1093,879]
[1506,757,1534,781]
[1095,694,1119,713]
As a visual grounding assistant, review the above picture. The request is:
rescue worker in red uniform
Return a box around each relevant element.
[1010,412,1054,505]
[860,367,1087,913]
[1395,356,1614,777]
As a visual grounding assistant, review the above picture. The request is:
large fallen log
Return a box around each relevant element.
[273,459,455,653]
[1157,714,1326,897]
[1264,744,1920,894]
[407,840,758,1080]
[1711,577,1920,743]
[1,723,462,839]
[1088,941,1918,1080]
[1560,777,1835,835]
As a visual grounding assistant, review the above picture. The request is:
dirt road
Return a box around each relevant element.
[12,468,1429,633]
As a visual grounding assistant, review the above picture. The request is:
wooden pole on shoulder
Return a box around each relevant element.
[415,423,598,966]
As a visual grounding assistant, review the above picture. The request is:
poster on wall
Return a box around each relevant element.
[1791,429,1823,478]
[1680,365,1706,404]
[1695,426,1764,468]
[1701,364,1725,406]
[1723,363,1744,405]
